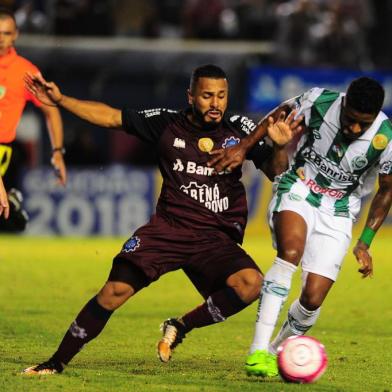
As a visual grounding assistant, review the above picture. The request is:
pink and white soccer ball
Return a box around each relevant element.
[277,335,328,383]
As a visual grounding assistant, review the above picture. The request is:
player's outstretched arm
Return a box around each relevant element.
[0,176,9,219]
[207,105,302,173]
[25,72,122,128]
[353,174,392,278]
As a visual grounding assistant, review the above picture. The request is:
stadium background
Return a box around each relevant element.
[2,2,392,391]
[6,0,392,237]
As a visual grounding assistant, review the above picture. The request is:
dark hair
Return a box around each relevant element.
[0,7,16,25]
[190,64,227,92]
[346,76,385,114]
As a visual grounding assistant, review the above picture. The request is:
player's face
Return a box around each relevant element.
[340,99,377,141]
[0,17,18,56]
[188,77,228,128]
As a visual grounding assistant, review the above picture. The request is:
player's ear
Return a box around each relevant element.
[187,89,194,105]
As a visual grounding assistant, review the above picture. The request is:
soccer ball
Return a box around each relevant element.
[277,335,328,383]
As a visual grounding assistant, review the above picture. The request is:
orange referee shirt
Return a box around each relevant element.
[0,47,42,143]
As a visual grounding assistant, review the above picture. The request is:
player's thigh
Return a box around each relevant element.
[110,215,193,292]
[269,192,313,263]
[183,239,261,299]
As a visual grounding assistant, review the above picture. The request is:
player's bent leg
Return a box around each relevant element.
[246,211,306,378]
[226,268,263,303]
[97,281,135,310]
[22,280,137,375]
[269,273,334,354]
[157,269,261,363]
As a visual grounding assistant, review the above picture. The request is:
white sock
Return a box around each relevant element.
[249,257,297,354]
[269,299,321,354]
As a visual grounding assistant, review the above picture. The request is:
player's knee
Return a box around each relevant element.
[227,269,262,303]
[98,281,134,310]
[277,247,302,264]
[299,292,323,311]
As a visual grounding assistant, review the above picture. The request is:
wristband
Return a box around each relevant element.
[359,227,376,247]
[52,147,66,155]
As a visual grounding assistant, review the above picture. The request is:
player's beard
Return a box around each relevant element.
[192,105,222,131]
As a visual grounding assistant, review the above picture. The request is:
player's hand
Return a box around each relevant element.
[353,241,373,278]
[267,110,303,147]
[24,72,63,107]
[0,180,9,219]
[207,142,247,173]
[51,151,67,186]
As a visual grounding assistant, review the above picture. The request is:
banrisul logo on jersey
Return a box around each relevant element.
[301,147,357,185]
[180,182,229,213]
[173,159,214,176]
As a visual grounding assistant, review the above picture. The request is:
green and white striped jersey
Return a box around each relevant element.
[276,87,392,219]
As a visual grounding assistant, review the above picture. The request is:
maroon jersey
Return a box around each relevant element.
[122,107,272,243]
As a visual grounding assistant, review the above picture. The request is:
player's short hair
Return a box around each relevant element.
[190,64,227,92]
[0,7,16,24]
[346,76,385,115]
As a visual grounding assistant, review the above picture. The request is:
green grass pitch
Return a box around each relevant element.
[0,233,391,391]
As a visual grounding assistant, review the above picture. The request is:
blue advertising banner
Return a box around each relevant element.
[247,66,392,115]
[19,163,392,237]
[21,165,155,236]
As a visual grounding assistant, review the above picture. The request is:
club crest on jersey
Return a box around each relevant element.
[122,236,141,253]
[0,85,6,100]
[372,134,388,150]
[222,136,240,149]
[173,138,185,149]
[351,155,368,170]
[198,137,214,152]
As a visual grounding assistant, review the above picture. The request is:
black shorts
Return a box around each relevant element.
[108,214,261,298]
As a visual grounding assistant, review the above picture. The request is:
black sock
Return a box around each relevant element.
[181,287,248,332]
[52,296,113,365]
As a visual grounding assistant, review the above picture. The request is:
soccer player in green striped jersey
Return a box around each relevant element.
[209,76,392,377]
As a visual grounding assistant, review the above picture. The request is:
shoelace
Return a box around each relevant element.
[162,324,178,346]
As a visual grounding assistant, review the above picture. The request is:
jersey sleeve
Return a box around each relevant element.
[121,108,177,144]
[294,87,325,127]
[227,113,273,170]
[379,141,392,175]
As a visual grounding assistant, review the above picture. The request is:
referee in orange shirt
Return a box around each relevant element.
[0,8,67,231]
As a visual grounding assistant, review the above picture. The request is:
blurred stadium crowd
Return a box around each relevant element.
[3,0,392,69]
[2,0,392,178]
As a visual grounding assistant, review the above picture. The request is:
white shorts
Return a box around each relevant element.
[268,192,353,281]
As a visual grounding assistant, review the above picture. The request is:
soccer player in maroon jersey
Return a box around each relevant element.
[23,64,302,374]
